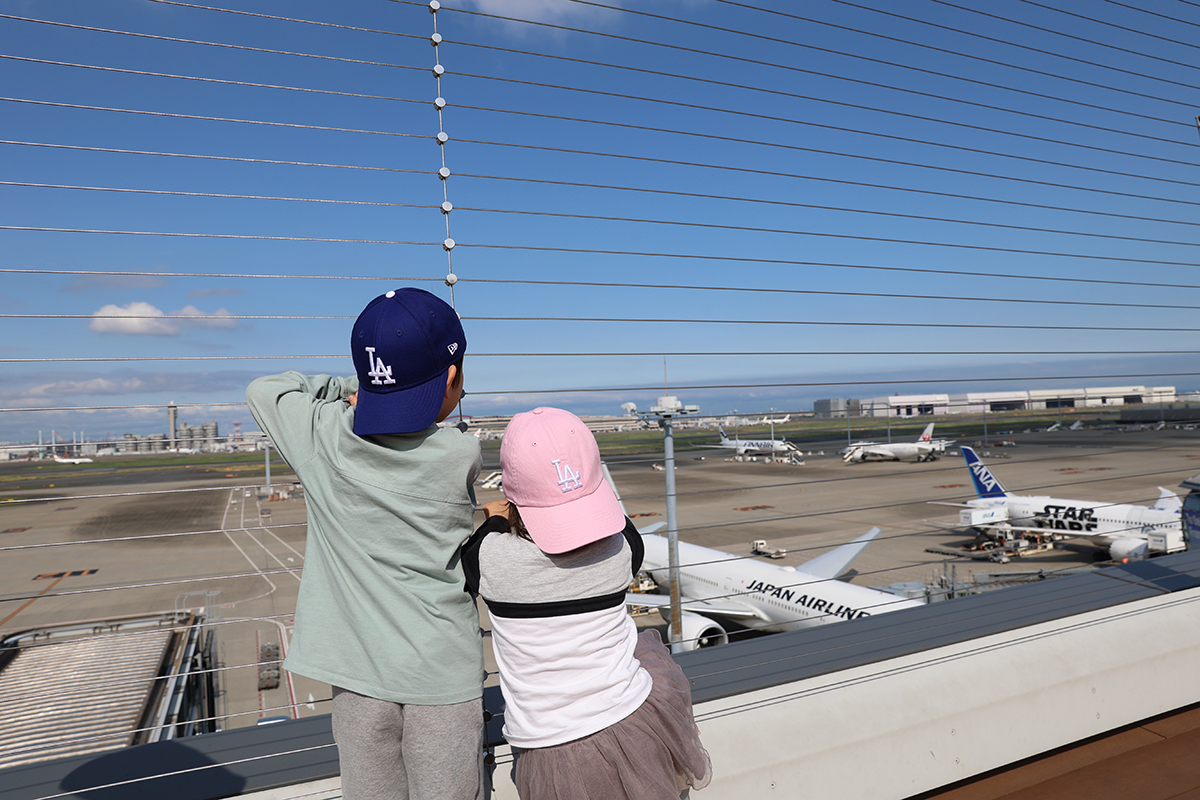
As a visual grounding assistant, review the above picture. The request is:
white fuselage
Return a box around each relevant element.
[720,437,794,456]
[844,441,944,462]
[966,495,1181,549]
[640,535,922,632]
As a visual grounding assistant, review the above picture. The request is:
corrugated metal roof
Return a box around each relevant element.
[0,627,172,769]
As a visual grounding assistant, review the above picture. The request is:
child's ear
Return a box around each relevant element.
[445,364,460,396]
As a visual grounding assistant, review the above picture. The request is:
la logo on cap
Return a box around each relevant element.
[364,346,395,385]
[553,459,582,492]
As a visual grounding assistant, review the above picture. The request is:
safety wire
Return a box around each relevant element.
[3,0,1200,791]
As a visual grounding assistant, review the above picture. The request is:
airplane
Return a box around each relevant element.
[842,422,947,463]
[716,426,799,457]
[627,527,925,651]
[53,455,93,464]
[760,414,791,425]
[946,446,1186,561]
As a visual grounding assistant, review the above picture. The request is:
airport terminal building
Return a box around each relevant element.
[816,385,1177,418]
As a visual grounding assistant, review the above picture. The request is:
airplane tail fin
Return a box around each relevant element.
[960,446,1007,498]
[917,422,935,443]
[717,426,731,444]
[1153,487,1183,513]
[802,527,882,580]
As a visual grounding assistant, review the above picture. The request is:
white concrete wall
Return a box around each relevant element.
[683,588,1200,799]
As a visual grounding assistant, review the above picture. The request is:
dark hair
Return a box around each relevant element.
[506,502,534,543]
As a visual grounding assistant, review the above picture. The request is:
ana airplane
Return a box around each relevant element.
[842,422,947,463]
[52,455,93,464]
[627,527,925,651]
[950,446,1186,561]
[716,426,799,457]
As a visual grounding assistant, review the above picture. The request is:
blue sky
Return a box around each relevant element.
[2,0,1198,442]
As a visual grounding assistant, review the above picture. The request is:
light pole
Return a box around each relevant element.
[639,394,699,654]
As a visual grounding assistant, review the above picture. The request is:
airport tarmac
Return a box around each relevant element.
[1,427,1197,733]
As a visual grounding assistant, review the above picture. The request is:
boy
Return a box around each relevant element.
[246,288,484,800]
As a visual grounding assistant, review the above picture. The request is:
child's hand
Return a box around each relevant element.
[482,500,510,519]
[347,392,358,406]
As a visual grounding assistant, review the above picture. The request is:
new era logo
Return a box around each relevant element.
[448,342,459,355]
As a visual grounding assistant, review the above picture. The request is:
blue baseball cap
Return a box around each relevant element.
[350,288,465,435]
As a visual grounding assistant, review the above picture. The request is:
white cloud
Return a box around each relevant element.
[457,0,623,31]
[90,302,179,335]
[89,302,239,334]
[174,305,239,329]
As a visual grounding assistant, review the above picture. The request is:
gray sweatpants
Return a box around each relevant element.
[331,686,485,800]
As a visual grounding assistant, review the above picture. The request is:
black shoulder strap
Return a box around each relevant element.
[621,517,644,577]
[461,515,510,595]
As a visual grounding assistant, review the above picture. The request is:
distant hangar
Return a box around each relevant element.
[816,385,1177,418]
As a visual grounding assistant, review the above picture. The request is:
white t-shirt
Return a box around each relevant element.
[463,519,652,748]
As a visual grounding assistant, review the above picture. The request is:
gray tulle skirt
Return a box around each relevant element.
[513,629,713,800]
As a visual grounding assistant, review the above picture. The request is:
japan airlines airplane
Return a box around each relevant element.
[53,455,93,464]
[627,527,925,651]
[952,446,1185,561]
[843,422,947,463]
[716,426,798,456]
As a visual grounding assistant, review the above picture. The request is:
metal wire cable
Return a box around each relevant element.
[147,0,415,39]
[445,62,1194,156]
[0,96,428,139]
[1,138,426,174]
[683,580,1198,682]
[457,170,1200,230]
[0,225,436,246]
[454,97,1200,177]
[806,0,1200,92]
[3,373,1198,416]
[9,278,1200,315]
[0,13,420,70]
[26,742,337,800]
[8,254,1200,293]
[455,202,1200,252]
[429,0,1197,116]
[1100,0,1200,30]
[462,237,1200,272]
[461,134,1200,207]
[3,180,436,209]
[0,54,427,106]
[932,0,1200,74]
[4,349,1198,366]
[1021,0,1200,49]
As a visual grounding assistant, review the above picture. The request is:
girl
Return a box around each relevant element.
[462,407,711,799]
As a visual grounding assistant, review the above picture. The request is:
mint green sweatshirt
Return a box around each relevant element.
[246,372,484,704]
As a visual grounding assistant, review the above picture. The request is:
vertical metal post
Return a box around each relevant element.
[661,415,683,654]
[264,441,272,489]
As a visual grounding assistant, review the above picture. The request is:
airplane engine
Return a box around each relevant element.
[843,447,865,464]
[1109,538,1150,562]
[664,610,728,652]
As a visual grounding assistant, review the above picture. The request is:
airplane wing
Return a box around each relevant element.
[1153,488,1183,513]
[625,592,766,621]
[800,527,881,581]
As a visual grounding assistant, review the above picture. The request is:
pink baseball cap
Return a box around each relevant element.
[500,407,626,554]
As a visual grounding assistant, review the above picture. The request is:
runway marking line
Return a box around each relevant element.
[0,573,84,627]
[3,527,30,533]
[35,569,98,579]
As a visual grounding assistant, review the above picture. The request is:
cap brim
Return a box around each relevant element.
[518,479,627,554]
[353,367,448,436]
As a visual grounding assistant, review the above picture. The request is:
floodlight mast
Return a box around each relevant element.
[642,395,699,653]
